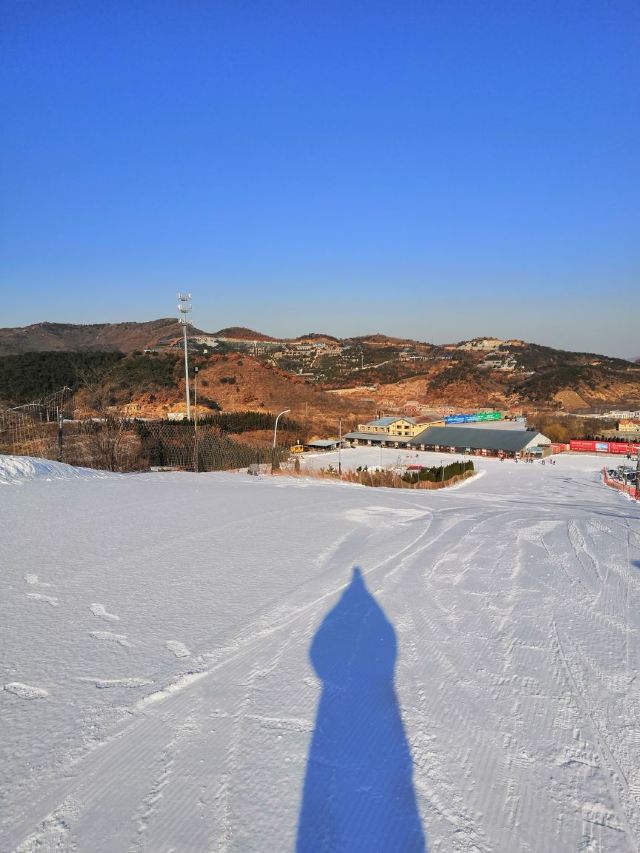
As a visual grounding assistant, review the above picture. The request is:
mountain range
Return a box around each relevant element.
[1,320,639,417]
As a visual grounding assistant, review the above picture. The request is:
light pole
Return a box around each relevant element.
[57,407,64,462]
[194,366,199,427]
[193,365,199,473]
[178,293,192,420]
[272,408,290,473]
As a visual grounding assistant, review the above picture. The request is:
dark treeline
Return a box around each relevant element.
[206,410,301,433]
[402,460,474,483]
[428,360,479,391]
[135,410,302,435]
[514,362,639,403]
[0,351,124,404]
[108,352,178,389]
[0,350,184,405]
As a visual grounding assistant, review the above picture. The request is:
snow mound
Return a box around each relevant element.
[0,455,115,485]
[3,683,49,700]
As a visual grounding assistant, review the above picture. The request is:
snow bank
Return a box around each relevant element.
[0,454,115,485]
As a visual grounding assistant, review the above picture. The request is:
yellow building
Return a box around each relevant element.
[619,419,640,433]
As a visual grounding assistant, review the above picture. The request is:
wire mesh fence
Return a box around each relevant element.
[0,387,74,460]
[1,390,476,487]
[135,420,290,472]
[0,407,292,473]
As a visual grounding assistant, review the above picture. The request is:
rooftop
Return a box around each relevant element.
[367,416,416,427]
[409,426,548,452]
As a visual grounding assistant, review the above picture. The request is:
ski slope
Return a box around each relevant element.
[1,451,639,852]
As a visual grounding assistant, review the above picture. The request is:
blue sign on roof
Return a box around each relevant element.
[444,411,501,425]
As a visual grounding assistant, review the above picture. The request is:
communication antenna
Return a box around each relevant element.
[177,292,192,419]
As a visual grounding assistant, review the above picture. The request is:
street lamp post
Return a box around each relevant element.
[177,293,192,420]
[194,366,199,427]
[272,408,290,473]
[193,365,199,473]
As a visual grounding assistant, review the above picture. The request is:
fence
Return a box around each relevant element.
[572,439,640,455]
[0,409,291,473]
[602,468,640,501]
[550,443,569,454]
[0,387,73,460]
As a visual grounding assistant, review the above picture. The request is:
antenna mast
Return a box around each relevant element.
[178,292,192,420]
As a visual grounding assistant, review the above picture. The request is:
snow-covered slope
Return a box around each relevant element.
[0,455,115,485]
[1,452,639,851]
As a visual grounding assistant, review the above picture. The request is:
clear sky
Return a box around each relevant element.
[1,1,638,357]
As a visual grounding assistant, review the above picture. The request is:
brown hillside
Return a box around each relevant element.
[553,389,589,409]
[293,333,341,344]
[0,319,204,355]
[213,327,276,341]
[326,370,506,416]
[119,353,374,433]
[352,333,433,348]
[2,320,638,414]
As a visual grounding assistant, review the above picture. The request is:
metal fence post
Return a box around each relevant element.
[57,409,64,462]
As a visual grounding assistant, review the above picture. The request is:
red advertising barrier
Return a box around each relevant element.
[570,440,640,455]
[608,442,639,454]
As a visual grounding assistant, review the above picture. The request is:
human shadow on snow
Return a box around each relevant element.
[296,568,426,852]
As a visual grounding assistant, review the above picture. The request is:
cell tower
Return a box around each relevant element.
[178,292,192,419]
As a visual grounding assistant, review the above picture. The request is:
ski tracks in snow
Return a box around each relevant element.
[4,465,640,851]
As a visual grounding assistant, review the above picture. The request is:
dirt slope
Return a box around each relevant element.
[120,353,374,432]
[0,320,204,355]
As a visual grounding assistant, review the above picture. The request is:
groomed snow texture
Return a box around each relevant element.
[1,451,639,852]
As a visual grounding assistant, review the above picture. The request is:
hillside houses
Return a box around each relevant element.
[478,354,519,372]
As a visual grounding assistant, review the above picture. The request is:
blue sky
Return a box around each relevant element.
[1,1,638,356]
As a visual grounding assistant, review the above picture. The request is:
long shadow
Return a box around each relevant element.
[296,568,426,852]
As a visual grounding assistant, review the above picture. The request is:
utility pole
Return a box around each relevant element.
[194,366,199,427]
[272,408,290,473]
[193,365,199,473]
[57,407,64,462]
[178,292,192,420]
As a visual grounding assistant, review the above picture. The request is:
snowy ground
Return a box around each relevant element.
[300,445,504,473]
[1,451,639,852]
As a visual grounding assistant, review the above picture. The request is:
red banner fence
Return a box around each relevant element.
[602,468,639,501]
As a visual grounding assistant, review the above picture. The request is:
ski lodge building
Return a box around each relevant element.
[344,416,551,458]
[344,415,445,443]
[407,426,551,457]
